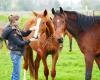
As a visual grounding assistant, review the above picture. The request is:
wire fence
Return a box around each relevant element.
[0,10,100,16]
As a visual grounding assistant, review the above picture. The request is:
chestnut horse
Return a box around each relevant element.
[52,7,100,80]
[23,10,66,80]
[0,27,3,48]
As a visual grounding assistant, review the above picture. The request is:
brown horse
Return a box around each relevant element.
[52,7,100,80]
[0,27,3,48]
[50,17,73,52]
[23,11,49,79]
[23,10,66,80]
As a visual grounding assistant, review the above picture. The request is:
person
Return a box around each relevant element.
[2,14,36,80]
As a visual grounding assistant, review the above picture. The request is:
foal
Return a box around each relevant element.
[0,27,3,48]
[23,10,66,80]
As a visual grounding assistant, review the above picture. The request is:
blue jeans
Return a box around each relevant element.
[10,51,22,80]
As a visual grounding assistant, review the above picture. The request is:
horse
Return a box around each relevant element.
[0,27,3,49]
[50,17,73,52]
[52,7,100,80]
[23,10,66,80]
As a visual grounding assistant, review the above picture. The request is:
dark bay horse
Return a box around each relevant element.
[50,17,73,52]
[52,7,100,80]
[23,10,66,80]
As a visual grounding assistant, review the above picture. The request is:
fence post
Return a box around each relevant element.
[93,10,95,16]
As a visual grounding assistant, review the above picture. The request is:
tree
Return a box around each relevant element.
[0,0,11,11]
[17,0,34,11]
[0,0,60,11]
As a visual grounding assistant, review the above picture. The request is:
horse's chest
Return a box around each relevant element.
[47,43,59,51]
[44,42,59,54]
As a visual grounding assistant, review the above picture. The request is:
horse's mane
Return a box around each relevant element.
[24,18,36,31]
[64,11,100,31]
[64,11,77,15]
[45,16,55,37]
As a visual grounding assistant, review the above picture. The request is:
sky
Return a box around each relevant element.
[58,0,81,5]
[58,0,82,10]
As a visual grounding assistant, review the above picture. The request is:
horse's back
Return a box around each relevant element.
[75,12,100,32]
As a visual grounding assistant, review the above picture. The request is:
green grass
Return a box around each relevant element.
[0,15,99,80]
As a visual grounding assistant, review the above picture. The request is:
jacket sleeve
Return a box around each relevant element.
[9,31,30,46]
[2,26,13,39]
[20,30,32,37]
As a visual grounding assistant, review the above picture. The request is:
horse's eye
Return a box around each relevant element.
[42,22,45,24]
[62,21,64,23]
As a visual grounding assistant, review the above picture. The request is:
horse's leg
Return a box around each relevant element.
[69,37,72,52]
[23,46,30,80]
[51,53,59,80]
[85,53,94,80]
[35,54,41,80]
[42,55,49,80]
[95,57,100,70]
[28,47,35,79]
[23,46,35,80]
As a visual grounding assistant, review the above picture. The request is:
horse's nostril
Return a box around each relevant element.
[58,38,63,43]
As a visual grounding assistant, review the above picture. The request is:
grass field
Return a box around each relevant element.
[0,14,99,80]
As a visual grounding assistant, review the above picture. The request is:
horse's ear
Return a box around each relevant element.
[52,8,55,14]
[32,11,37,16]
[50,17,52,20]
[59,7,64,13]
[44,9,47,17]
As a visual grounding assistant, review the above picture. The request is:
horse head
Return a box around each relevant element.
[52,7,67,43]
[32,10,55,38]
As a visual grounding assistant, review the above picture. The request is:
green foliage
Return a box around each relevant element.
[0,0,60,11]
[0,37,99,80]
[0,15,8,23]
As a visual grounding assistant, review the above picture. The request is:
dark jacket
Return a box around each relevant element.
[2,25,31,55]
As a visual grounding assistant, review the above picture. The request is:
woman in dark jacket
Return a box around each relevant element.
[2,15,36,80]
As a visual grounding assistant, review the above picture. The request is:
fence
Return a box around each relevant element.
[0,10,100,16]
[78,10,100,16]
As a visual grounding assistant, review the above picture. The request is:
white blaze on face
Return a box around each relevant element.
[57,19,60,23]
[61,33,64,38]
[33,18,41,38]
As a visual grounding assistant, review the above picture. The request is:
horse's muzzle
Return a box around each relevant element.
[58,38,63,43]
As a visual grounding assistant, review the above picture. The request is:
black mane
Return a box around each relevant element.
[64,11,100,31]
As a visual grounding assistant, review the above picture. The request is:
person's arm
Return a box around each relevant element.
[20,30,32,37]
[9,31,30,46]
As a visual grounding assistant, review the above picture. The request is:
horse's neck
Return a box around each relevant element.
[40,32,57,50]
[66,13,80,39]
[46,20,55,35]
